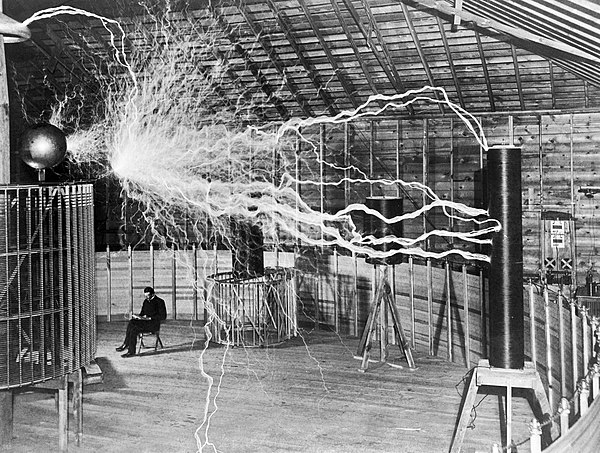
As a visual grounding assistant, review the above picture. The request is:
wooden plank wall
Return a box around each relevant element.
[296,252,592,413]
[94,248,595,414]
[293,111,600,285]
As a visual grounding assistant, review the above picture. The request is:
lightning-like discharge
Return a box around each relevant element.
[19,3,500,452]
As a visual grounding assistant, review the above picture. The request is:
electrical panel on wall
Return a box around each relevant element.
[541,210,575,286]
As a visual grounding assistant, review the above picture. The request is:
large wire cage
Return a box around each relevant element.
[207,267,297,346]
[0,184,96,389]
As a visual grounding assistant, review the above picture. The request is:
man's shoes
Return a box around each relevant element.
[115,345,127,352]
[121,352,136,358]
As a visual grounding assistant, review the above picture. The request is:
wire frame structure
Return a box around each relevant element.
[206,267,297,346]
[0,184,96,389]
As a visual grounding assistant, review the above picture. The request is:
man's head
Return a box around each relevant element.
[144,286,155,299]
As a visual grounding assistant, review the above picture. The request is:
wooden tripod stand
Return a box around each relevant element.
[355,264,416,372]
[449,359,554,452]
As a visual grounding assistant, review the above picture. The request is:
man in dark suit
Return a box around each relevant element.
[116,286,167,357]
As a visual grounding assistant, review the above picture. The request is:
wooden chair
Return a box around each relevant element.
[137,327,164,354]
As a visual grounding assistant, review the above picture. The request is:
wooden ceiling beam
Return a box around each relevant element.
[329,0,381,98]
[399,0,600,64]
[176,11,260,116]
[236,3,313,118]
[210,9,289,120]
[399,2,444,114]
[548,60,556,110]
[26,30,86,86]
[210,47,260,112]
[77,16,134,69]
[340,0,416,115]
[436,16,465,109]
[264,0,338,116]
[510,44,525,110]
[296,0,360,110]
[474,30,495,112]
[452,0,463,31]
[184,17,267,119]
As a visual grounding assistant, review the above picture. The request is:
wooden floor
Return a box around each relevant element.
[4,321,543,453]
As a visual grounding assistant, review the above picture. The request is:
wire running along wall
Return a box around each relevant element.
[0,183,96,389]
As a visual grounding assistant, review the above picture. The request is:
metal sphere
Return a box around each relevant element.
[18,123,67,170]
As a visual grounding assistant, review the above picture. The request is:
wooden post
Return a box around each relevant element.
[353,251,358,336]
[579,379,589,415]
[73,368,83,446]
[558,397,570,436]
[0,3,9,183]
[333,248,339,334]
[543,285,553,409]
[369,120,374,197]
[314,259,320,330]
[396,119,401,199]
[528,279,536,366]
[529,418,542,453]
[427,259,433,355]
[106,245,111,322]
[592,363,600,399]
[449,118,455,240]
[172,247,177,320]
[58,376,68,452]
[463,265,470,368]
[150,243,155,288]
[571,300,578,394]
[319,124,325,245]
[390,265,397,346]
[371,264,377,343]
[582,307,589,374]
[409,256,415,350]
[193,244,198,321]
[445,261,453,362]
[422,119,429,250]
[480,266,488,357]
[0,391,13,446]
[344,122,350,207]
[128,244,134,315]
[558,290,567,397]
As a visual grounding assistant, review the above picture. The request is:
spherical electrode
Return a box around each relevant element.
[18,123,68,170]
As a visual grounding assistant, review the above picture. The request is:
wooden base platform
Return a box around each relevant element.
[3,321,544,452]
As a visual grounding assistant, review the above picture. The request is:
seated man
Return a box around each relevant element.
[116,286,167,357]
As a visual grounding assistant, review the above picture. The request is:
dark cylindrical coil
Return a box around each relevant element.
[230,219,265,280]
[487,146,525,369]
[363,197,403,265]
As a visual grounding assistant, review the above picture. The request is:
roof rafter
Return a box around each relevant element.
[474,30,495,112]
[329,0,381,99]
[436,16,465,109]
[340,0,416,115]
[548,60,556,109]
[510,43,525,110]
[399,0,600,64]
[296,0,360,110]
[264,0,338,116]
[210,8,290,120]
[236,3,313,118]
[399,2,444,114]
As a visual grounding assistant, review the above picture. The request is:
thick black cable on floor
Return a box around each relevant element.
[487,146,525,369]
